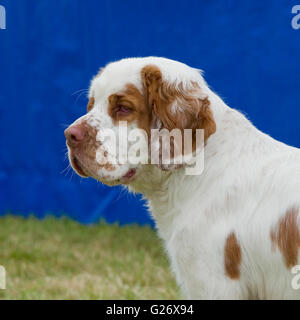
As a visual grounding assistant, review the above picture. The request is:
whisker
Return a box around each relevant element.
[71,88,89,96]
[74,90,89,105]
[61,164,71,175]
[114,186,128,202]
[69,170,74,182]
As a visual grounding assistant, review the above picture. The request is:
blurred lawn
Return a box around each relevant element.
[0,216,180,300]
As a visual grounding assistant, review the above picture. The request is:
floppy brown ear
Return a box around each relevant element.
[141,64,216,171]
[141,64,216,143]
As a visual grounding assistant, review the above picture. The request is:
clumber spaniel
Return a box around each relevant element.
[65,57,300,299]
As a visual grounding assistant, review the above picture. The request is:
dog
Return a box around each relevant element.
[65,57,300,299]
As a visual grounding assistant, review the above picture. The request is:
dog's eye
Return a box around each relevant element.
[116,105,131,115]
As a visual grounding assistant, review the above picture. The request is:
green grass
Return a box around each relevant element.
[0,216,180,300]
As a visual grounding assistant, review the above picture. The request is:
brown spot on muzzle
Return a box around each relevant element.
[70,120,115,173]
[78,120,100,158]
[270,207,300,268]
[224,232,242,280]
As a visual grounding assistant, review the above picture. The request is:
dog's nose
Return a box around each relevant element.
[64,125,86,146]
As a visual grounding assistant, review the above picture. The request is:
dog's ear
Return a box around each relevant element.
[141,65,216,170]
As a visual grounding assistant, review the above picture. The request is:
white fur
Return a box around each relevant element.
[71,57,300,299]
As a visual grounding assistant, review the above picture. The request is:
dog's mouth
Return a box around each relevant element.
[70,156,89,178]
[69,151,138,184]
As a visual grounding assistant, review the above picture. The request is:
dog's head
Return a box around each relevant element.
[65,57,216,186]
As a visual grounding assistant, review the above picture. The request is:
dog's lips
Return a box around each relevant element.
[122,168,136,181]
[68,149,138,183]
[70,156,89,177]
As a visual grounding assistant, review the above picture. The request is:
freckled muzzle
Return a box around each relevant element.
[64,120,104,178]
[64,120,136,184]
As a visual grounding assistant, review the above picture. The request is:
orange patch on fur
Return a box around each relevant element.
[141,65,216,170]
[270,207,300,268]
[141,65,216,144]
[224,232,242,280]
[87,97,95,112]
[108,84,151,134]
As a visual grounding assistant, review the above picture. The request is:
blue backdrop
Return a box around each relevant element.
[0,0,299,224]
